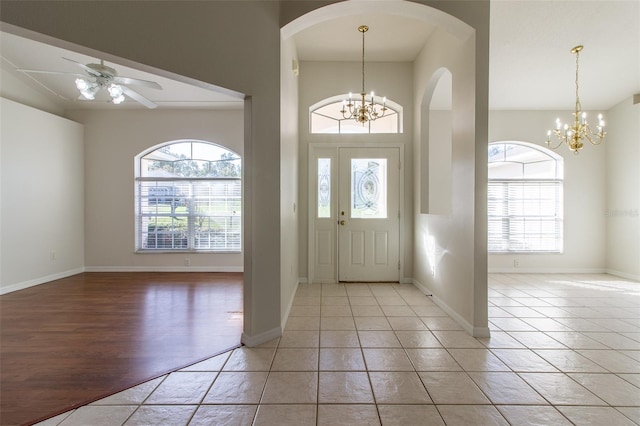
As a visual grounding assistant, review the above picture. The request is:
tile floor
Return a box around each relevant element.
[37,274,639,425]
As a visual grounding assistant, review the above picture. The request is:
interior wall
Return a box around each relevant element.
[280,35,300,326]
[65,109,244,271]
[413,26,488,336]
[605,96,640,280]
[488,110,607,273]
[297,61,414,283]
[1,98,84,293]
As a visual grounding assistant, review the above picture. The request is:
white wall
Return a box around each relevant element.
[1,98,84,293]
[488,110,607,273]
[65,109,244,271]
[413,24,490,337]
[605,97,640,280]
[280,35,300,326]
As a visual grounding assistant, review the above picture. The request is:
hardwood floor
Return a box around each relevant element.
[0,272,243,426]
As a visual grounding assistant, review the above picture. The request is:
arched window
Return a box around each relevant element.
[310,95,402,134]
[135,140,241,252]
[488,142,563,253]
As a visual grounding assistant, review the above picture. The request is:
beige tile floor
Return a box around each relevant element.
[37,274,639,425]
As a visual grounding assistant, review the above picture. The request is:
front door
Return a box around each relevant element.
[338,147,400,282]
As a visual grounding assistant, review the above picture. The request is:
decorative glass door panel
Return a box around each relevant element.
[339,148,399,282]
[351,159,387,219]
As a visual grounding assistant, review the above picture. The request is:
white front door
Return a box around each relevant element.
[338,147,400,282]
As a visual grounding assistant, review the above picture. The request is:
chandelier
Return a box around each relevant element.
[546,45,605,154]
[340,25,388,124]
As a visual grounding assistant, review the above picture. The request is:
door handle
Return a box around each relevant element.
[339,220,346,226]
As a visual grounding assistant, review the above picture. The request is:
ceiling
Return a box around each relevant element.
[1,1,638,111]
[0,31,244,110]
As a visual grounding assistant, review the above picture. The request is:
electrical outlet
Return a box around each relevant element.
[513,259,519,268]
[50,251,56,261]
[184,258,191,266]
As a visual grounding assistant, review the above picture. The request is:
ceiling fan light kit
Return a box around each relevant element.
[17,58,162,109]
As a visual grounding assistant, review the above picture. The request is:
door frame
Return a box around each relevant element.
[308,142,405,283]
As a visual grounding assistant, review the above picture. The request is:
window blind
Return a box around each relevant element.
[488,180,562,253]
[136,179,241,252]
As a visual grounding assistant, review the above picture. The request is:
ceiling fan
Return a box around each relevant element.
[17,58,162,109]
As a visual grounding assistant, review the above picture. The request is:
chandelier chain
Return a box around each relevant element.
[340,25,387,125]
[574,48,581,114]
[361,26,366,95]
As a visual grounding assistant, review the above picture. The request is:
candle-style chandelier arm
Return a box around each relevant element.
[340,25,388,124]
[545,45,606,154]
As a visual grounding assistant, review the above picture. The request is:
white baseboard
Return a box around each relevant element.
[606,269,640,282]
[0,267,85,295]
[241,326,282,347]
[412,278,490,338]
[84,266,243,273]
[488,267,606,274]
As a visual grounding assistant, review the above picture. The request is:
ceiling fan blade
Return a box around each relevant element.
[15,69,88,79]
[113,76,162,90]
[121,85,158,109]
[62,57,103,76]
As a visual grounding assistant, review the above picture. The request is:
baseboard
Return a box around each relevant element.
[84,266,244,273]
[606,269,640,282]
[0,267,85,295]
[488,267,606,274]
[412,278,490,338]
[298,277,308,284]
[241,326,282,347]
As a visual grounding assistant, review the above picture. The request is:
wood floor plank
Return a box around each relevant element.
[0,272,243,426]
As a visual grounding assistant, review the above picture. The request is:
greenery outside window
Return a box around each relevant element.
[136,140,241,252]
[488,142,563,253]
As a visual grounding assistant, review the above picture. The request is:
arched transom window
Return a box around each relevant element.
[488,142,564,253]
[310,95,402,134]
[135,140,241,252]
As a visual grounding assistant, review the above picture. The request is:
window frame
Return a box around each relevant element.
[135,140,242,253]
[488,141,564,254]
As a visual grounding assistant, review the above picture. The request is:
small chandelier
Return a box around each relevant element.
[340,25,387,124]
[546,45,605,154]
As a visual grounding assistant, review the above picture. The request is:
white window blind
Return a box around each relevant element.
[137,180,241,252]
[488,180,562,252]
[488,142,563,253]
